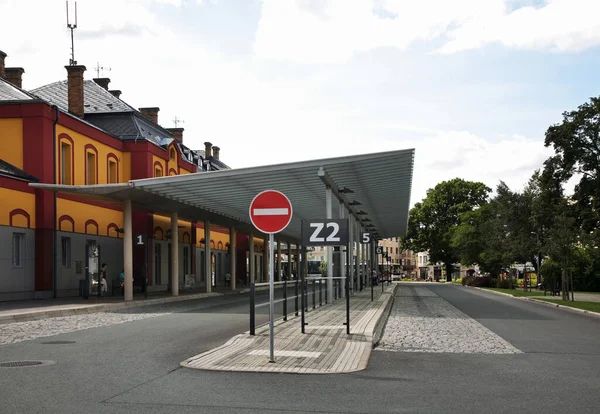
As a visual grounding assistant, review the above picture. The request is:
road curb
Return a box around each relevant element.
[371,284,397,347]
[466,286,600,320]
[0,292,224,325]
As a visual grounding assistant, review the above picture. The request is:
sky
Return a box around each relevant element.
[1,0,599,207]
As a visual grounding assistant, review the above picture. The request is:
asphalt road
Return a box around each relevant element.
[1,284,599,413]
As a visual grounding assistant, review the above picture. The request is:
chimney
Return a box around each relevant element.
[0,50,6,78]
[139,107,160,124]
[166,128,184,143]
[5,67,25,89]
[204,141,212,158]
[212,146,220,160]
[65,65,86,117]
[93,77,110,90]
[109,90,122,99]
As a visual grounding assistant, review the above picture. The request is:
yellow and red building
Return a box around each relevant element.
[0,49,263,301]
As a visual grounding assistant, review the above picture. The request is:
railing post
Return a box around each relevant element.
[283,279,288,321]
[312,279,316,309]
[346,276,350,335]
[250,282,255,336]
[295,279,299,316]
[319,279,322,306]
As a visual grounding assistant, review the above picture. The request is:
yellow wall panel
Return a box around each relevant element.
[57,198,123,236]
[121,152,131,182]
[0,188,35,228]
[56,125,126,185]
[0,118,23,169]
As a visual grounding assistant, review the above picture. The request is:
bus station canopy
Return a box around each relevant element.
[31,149,414,241]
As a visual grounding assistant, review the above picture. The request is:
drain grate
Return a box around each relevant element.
[41,341,76,345]
[0,360,55,368]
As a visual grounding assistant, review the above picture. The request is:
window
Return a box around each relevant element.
[60,142,72,185]
[61,237,71,268]
[108,159,118,183]
[155,167,163,177]
[170,147,176,160]
[12,233,25,268]
[86,151,97,184]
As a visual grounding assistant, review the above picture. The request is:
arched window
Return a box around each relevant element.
[169,147,176,160]
[58,134,74,185]
[107,153,119,184]
[84,144,99,185]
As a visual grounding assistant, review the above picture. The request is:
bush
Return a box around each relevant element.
[498,279,510,289]
[462,275,497,288]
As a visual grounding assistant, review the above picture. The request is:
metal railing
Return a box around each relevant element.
[249,280,299,335]
[249,277,349,336]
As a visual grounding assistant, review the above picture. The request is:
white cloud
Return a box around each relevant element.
[0,0,560,210]
[254,0,600,63]
[440,0,600,54]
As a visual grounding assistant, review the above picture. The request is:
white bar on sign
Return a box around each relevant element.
[253,208,289,216]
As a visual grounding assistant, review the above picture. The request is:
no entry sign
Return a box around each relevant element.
[249,190,293,234]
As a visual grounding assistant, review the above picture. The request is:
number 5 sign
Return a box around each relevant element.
[301,219,349,246]
[360,232,371,244]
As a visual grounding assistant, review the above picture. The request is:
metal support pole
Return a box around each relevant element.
[283,279,288,321]
[345,239,350,334]
[250,283,255,335]
[349,215,354,294]
[269,233,275,362]
[312,280,316,309]
[326,186,333,303]
[301,238,306,334]
[295,279,299,316]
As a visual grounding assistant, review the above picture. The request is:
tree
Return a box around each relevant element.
[405,178,491,281]
[544,96,600,237]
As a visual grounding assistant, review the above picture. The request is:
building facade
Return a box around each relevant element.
[0,50,266,301]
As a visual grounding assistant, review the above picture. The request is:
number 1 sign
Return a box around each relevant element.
[301,219,349,246]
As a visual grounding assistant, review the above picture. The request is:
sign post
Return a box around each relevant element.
[249,190,293,363]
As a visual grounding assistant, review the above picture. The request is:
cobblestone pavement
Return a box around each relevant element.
[0,298,228,346]
[376,285,522,354]
[0,310,167,346]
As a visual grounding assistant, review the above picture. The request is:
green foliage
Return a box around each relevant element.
[319,260,327,277]
[405,178,491,281]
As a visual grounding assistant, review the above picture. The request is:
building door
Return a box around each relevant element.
[155,243,162,285]
[85,240,99,296]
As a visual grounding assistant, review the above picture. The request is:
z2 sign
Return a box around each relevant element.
[301,219,349,246]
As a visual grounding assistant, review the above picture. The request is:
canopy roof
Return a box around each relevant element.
[31,149,414,241]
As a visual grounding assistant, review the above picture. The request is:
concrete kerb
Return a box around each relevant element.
[467,286,600,320]
[0,291,225,325]
[371,284,397,347]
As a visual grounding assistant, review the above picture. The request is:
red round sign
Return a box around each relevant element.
[249,190,293,234]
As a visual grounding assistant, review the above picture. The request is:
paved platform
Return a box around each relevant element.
[181,284,396,374]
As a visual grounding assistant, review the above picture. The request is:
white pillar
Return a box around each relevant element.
[362,225,366,288]
[204,219,211,293]
[230,226,236,290]
[249,232,255,283]
[339,202,346,298]
[357,221,362,290]
[326,186,333,303]
[123,199,133,301]
[170,212,179,296]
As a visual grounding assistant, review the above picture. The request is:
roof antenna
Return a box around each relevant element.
[173,116,185,127]
[94,62,111,78]
[66,1,78,65]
